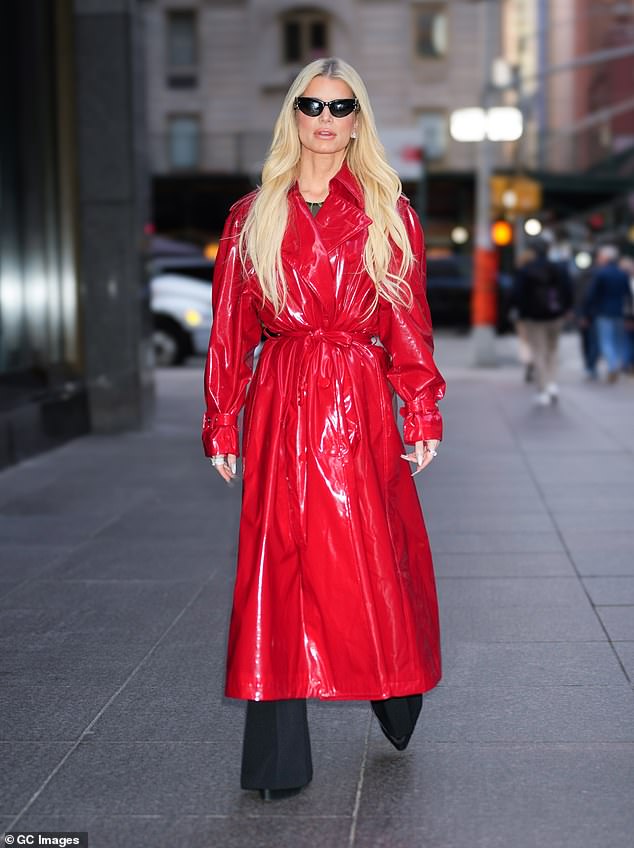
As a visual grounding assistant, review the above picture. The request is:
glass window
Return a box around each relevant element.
[168,116,200,170]
[284,20,301,63]
[419,112,447,160]
[167,10,196,69]
[282,11,329,64]
[310,21,327,51]
[413,3,448,59]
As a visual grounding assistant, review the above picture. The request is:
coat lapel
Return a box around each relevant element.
[281,161,373,310]
[317,160,374,254]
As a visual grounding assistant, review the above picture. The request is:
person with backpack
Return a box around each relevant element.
[513,239,575,405]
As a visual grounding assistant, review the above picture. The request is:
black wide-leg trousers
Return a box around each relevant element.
[240,695,423,790]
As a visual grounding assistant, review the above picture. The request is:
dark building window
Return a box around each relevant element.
[413,2,448,59]
[166,10,197,88]
[167,115,200,170]
[282,9,330,64]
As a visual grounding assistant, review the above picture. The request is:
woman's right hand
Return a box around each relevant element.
[209,453,238,483]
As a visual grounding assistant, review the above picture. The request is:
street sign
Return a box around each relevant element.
[381,128,424,180]
[490,176,542,213]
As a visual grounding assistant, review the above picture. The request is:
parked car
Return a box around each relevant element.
[150,273,212,366]
[148,256,215,366]
[426,255,514,333]
[149,248,514,366]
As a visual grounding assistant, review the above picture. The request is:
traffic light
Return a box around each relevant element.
[491,219,513,246]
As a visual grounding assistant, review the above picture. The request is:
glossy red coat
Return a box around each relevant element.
[202,160,446,701]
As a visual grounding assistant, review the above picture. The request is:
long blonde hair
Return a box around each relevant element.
[238,57,415,317]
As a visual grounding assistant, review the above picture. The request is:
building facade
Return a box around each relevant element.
[142,0,633,249]
[504,0,634,174]
[142,0,525,241]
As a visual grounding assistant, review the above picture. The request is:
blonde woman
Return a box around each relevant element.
[202,57,446,801]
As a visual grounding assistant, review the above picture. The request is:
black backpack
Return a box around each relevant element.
[522,260,569,320]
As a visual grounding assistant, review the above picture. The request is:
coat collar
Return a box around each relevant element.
[286,159,372,257]
[289,158,365,209]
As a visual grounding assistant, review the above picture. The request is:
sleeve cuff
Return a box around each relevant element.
[399,399,443,444]
[201,412,240,457]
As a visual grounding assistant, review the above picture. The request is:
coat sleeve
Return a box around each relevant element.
[201,202,263,458]
[378,197,447,443]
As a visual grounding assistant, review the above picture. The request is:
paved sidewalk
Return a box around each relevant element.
[1,330,633,848]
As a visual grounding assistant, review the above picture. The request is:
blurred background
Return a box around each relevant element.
[1,0,633,468]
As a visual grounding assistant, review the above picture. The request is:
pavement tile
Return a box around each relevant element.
[436,577,588,607]
[0,545,72,582]
[571,551,634,576]
[439,603,605,642]
[0,581,20,599]
[438,642,626,687]
[425,513,555,532]
[0,636,153,677]
[430,531,563,554]
[0,743,75,816]
[0,466,60,507]
[0,677,136,742]
[434,553,575,578]
[538,481,634,498]
[560,530,634,556]
[528,456,634,485]
[613,643,634,681]
[582,578,634,606]
[88,658,238,743]
[0,577,200,620]
[10,815,351,848]
[423,495,546,515]
[554,512,634,532]
[22,738,365,818]
[44,536,225,582]
[415,685,633,743]
[355,743,634,848]
[94,501,240,542]
[0,515,114,546]
[0,484,152,518]
[595,607,634,641]
[546,494,634,513]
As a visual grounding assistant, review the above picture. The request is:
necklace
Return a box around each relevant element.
[305,196,328,219]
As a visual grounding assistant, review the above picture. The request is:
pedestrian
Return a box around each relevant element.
[512,238,574,405]
[618,256,634,375]
[575,262,600,381]
[510,248,537,383]
[583,245,633,383]
[201,57,446,801]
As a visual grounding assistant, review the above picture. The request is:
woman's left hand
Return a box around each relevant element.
[400,439,440,476]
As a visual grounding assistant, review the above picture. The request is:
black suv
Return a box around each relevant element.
[426,255,513,333]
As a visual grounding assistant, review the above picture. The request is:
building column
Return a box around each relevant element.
[74,0,154,432]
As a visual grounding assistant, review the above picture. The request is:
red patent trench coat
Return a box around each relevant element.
[202,159,446,701]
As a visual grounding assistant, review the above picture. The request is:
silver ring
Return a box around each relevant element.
[429,449,438,457]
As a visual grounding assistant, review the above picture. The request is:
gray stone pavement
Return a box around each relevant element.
[1,329,633,848]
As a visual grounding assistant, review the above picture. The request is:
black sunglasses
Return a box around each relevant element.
[293,96,360,118]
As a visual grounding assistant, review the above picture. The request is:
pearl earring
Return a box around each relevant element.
[351,130,357,139]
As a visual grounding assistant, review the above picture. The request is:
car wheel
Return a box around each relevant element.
[153,316,191,366]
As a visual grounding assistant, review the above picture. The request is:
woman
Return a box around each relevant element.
[202,57,446,801]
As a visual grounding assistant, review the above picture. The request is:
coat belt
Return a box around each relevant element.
[263,326,374,405]
[262,326,375,546]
